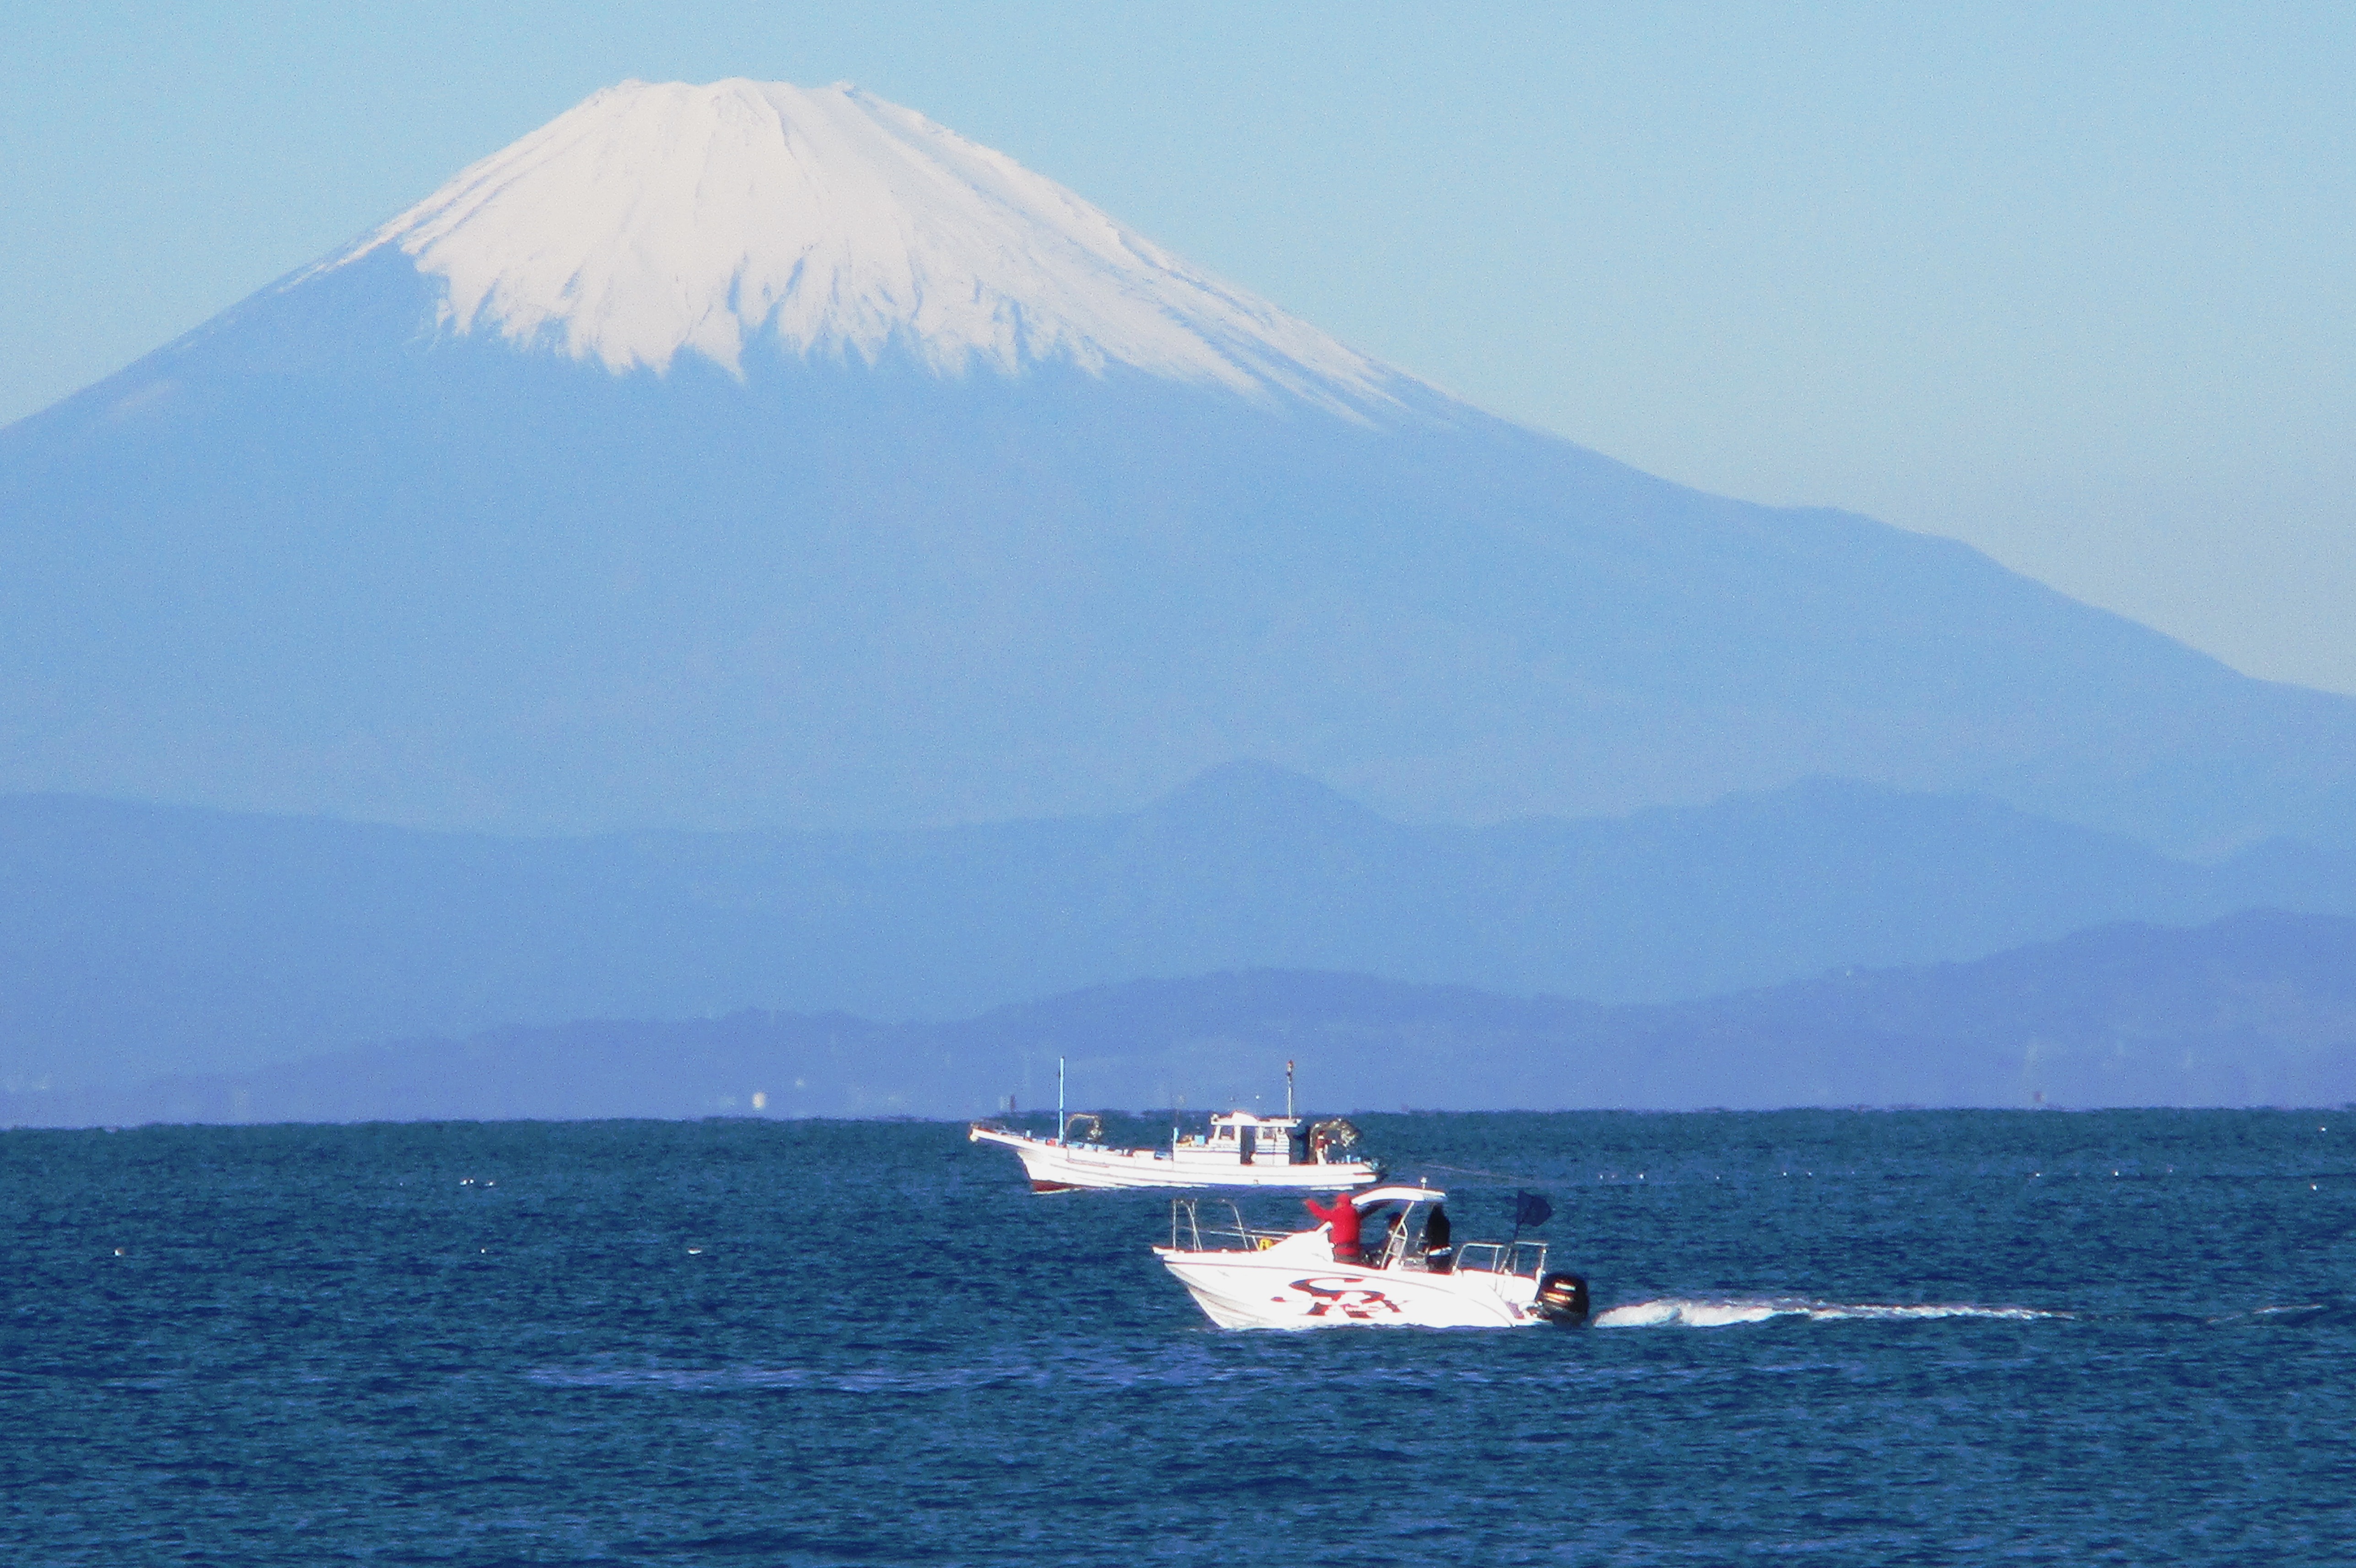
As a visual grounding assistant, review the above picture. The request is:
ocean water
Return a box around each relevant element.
[5,1110,2351,1565]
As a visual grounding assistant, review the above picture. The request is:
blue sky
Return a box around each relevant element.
[5,2,2350,693]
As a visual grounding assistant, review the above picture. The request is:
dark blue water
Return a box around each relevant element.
[6,1110,2352,1564]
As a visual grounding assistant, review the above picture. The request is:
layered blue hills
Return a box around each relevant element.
[10,908,2352,1125]
[5,762,2353,1095]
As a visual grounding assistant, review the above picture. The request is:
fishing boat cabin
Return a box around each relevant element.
[1173,1111,1362,1171]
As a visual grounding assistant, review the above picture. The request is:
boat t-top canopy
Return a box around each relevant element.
[1351,1184,1446,1209]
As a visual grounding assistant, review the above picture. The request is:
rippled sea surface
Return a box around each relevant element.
[5,1110,2353,1564]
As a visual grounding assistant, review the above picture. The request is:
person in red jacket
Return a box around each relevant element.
[1303,1192,1363,1263]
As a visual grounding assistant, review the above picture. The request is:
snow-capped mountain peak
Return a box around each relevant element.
[332,78,1403,413]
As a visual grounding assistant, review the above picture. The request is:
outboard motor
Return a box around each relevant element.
[1534,1271,1591,1326]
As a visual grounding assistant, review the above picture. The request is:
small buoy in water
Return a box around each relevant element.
[113,1247,125,1257]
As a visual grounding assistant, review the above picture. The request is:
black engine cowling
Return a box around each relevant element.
[1534,1271,1591,1326]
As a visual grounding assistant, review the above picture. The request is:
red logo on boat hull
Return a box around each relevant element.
[1291,1277,1404,1318]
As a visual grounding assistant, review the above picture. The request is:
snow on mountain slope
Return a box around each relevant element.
[8,78,2356,852]
[324,78,1404,415]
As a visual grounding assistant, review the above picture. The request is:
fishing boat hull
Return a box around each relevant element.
[968,1124,1378,1192]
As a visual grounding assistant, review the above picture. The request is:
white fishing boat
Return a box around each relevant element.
[1154,1184,1590,1329]
[967,1059,1382,1192]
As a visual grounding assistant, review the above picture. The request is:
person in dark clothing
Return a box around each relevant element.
[1303,1192,1363,1263]
[1421,1204,1453,1273]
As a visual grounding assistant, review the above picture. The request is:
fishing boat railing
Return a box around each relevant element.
[1449,1240,1550,1278]
[1167,1198,1290,1253]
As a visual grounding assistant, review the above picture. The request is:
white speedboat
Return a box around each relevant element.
[969,1110,1381,1192]
[1155,1184,1590,1329]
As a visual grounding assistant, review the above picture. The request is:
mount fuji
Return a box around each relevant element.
[5,78,2353,850]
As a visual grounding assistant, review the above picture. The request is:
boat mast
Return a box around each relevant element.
[1058,1056,1066,1144]
[1286,1059,1295,1119]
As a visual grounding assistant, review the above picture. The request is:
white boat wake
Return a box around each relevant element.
[1592,1298,2067,1329]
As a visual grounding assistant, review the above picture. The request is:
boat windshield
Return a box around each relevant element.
[1360,1199,1548,1277]
[1361,1200,1419,1269]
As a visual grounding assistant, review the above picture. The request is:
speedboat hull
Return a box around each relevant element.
[1153,1184,1590,1329]
[1157,1245,1547,1328]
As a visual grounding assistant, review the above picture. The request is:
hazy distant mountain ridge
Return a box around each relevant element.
[7,765,2354,1093]
[11,909,2351,1126]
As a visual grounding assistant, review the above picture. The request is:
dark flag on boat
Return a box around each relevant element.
[1514,1191,1553,1229]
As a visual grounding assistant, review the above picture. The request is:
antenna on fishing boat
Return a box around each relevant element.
[1286,1059,1295,1119]
[1057,1056,1067,1145]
